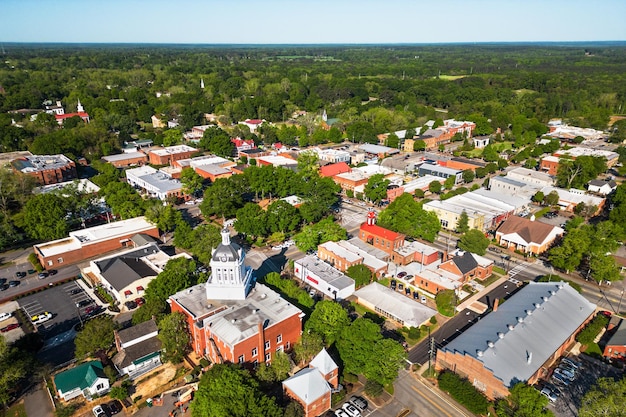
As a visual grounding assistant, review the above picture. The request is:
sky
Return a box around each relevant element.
[1,0,625,44]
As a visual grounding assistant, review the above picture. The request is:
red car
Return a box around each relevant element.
[134,297,145,306]
[1,323,20,333]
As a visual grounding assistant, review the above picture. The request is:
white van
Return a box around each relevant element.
[0,312,12,322]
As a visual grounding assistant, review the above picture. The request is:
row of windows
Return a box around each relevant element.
[239,344,287,364]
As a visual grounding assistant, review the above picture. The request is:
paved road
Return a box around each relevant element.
[0,263,80,303]
[23,382,54,417]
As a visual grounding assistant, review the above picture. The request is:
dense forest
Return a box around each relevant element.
[1,43,625,158]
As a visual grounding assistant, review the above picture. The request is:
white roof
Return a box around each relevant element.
[442,282,596,387]
[540,186,604,207]
[35,217,156,257]
[554,146,618,161]
[102,152,146,162]
[335,241,387,271]
[282,368,330,405]
[35,178,100,195]
[402,175,443,193]
[354,282,436,328]
[419,163,460,176]
[256,155,297,166]
[150,145,197,156]
[359,144,394,154]
[319,241,362,263]
[310,348,338,376]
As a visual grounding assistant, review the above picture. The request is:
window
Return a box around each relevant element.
[285,341,290,350]
[276,346,283,353]
[238,355,244,364]
[265,353,271,362]
[252,347,258,357]
[47,260,53,266]
[264,340,270,350]
[57,257,63,264]
[276,334,282,343]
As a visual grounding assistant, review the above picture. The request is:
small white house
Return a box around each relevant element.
[588,179,617,196]
[54,361,109,401]
[113,319,163,379]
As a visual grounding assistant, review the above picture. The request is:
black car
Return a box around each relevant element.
[0,284,9,291]
[38,272,49,279]
[15,271,26,279]
[125,300,137,310]
[76,299,94,308]
[390,279,397,290]
[106,400,122,415]
[349,395,368,411]
[8,280,20,287]
[0,278,6,285]
[70,288,82,295]
[48,269,58,275]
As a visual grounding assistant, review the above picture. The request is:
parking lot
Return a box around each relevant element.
[18,280,97,339]
[543,354,623,417]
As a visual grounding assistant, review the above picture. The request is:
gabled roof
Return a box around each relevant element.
[117,319,158,345]
[452,251,479,274]
[441,282,595,388]
[54,361,106,393]
[320,162,351,178]
[310,348,338,376]
[360,223,401,241]
[95,251,159,291]
[606,319,626,348]
[496,216,558,246]
[113,336,162,369]
[282,368,330,405]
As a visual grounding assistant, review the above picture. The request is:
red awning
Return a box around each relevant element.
[136,286,144,292]
[124,290,132,296]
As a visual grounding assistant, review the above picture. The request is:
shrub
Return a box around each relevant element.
[438,371,490,414]
[430,316,437,325]
[576,314,609,345]
[364,380,384,397]
[408,327,421,340]
[109,386,129,401]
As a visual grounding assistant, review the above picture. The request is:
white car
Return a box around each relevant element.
[541,386,559,402]
[334,409,350,417]
[31,312,53,324]
[184,200,195,205]
[342,402,361,417]
[0,311,12,322]
[92,405,107,417]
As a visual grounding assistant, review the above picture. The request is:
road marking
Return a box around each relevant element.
[410,385,454,417]
[397,409,411,417]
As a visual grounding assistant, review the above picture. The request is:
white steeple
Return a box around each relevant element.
[200,78,205,89]
[322,109,328,122]
[77,99,84,113]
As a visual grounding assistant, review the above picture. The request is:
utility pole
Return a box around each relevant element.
[428,328,436,376]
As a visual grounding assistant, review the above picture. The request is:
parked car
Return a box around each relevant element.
[558,361,578,374]
[562,357,582,369]
[70,288,82,295]
[84,306,100,316]
[38,272,49,279]
[412,291,419,299]
[8,280,20,287]
[0,312,12,321]
[0,284,9,291]
[76,299,94,308]
[134,297,145,306]
[48,269,58,275]
[334,409,349,417]
[551,372,570,386]
[92,405,108,417]
[421,295,428,304]
[125,300,137,310]
[15,271,26,278]
[390,280,397,290]
[397,272,407,278]
[27,269,36,274]
[341,402,361,417]
[556,365,576,379]
[31,312,53,324]
[0,323,20,333]
[0,278,6,285]
[349,396,368,411]
[106,400,122,415]
[541,386,559,402]
[554,367,575,381]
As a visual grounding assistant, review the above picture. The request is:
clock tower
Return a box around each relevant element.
[205,228,253,300]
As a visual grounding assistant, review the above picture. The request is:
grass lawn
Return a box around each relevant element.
[480,273,502,287]
[583,342,603,359]
[0,402,27,417]
[437,74,466,81]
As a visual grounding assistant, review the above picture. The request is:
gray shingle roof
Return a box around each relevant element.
[441,282,595,387]
[96,254,159,292]
[452,252,478,275]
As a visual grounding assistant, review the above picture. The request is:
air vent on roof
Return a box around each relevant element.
[542,296,549,302]
[497,332,505,339]
[517,316,524,323]
[558,284,564,289]
[550,290,556,296]
[187,289,192,294]
[487,341,495,348]
[525,309,533,316]
[260,293,267,299]
[507,324,515,330]
[231,319,237,323]
[477,350,484,357]
[534,303,541,308]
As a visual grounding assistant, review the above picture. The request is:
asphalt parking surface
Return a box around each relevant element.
[18,280,95,339]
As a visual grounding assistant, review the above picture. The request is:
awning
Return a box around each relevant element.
[136,286,144,292]
[124,290,132,296]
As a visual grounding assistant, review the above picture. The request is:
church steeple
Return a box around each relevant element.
[200,78,205,89]
[77,99,84,113]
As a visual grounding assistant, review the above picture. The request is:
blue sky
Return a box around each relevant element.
[1,0,625,44]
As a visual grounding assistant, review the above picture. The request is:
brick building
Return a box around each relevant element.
[33,217,159,268]
[11,154,77,185]
[282,349,339,417]
[170,229,304,365]
[603,319,626,362]
[148,145,198,166]
[359,211,405,255]
[495,216,564,255]
[436,282,595,400]
[101,152,148,168]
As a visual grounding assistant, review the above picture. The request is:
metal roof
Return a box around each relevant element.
[441,282,595,387]
[54,361,106,393]
[282,368,330,405]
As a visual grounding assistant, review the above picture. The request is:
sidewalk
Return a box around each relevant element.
[456,275,509,312]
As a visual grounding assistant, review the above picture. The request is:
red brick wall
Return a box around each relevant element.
[317,246,362,272]
[414,274,449,295]
[107,155,148,168]
[149,150,196,166]
[540,159,559,176]
[284,386,330,417]
[21,161,78,185]
[35,226,159,267]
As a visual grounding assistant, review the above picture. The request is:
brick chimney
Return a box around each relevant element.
[493,298,499,312]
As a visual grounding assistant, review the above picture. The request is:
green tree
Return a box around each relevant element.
[497,158,509,170]
[457,229,490,255]
[200,177,245,219]
[293,331,324,364]
[580,377,626,417]
[413,139,426,151]
[162,128,183,146]
[456,210,469,234]
[346,121,377,144]
[74,316,118,358]
[191,364,282,417]
[444,176,456,190]
[132,299,168,325]
[544,190,560,206]
[158,312,191,364]
[284,401,305,417]
[346,264,374,288]
[101,182,145,219]
[428,180,442,194]
[145,257,197,303]
[385,133,399,149]
[0,335,33,407]
[461,170,474,184]
[21,193,68,240]
[265,200,301,233]
[549,227,589,273]
[255,351,291,382]
[304,300,350,345]
[496,382,553,417]
[144,203,181,234]
[377,193,441,242]
[180,168,205,196]
[109,385,129,401]
[532,191,545,204]
[336,318,382,377]
[294,217,347,252]
[235,203,268,238]
[364,174,390,204]
[200,126,234,157]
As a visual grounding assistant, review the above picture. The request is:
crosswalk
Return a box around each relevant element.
[508,262,530,279]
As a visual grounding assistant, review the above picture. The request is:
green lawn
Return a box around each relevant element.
[583,343,603,359]
[0,402,27,417]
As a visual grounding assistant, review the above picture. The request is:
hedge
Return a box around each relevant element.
[438,371,490,415]
[576,314,609,345]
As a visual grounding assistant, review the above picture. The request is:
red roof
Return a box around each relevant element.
[245,119,263,125]
[55,112,89,120]
[320,162,351,178]
[360,223,401,241]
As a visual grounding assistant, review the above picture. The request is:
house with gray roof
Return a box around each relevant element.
[113,319,162,379]
[436,282,596,400]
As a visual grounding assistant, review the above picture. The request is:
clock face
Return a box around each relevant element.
[220,255,227,262]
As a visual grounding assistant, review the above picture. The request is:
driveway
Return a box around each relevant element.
[23,383,54,417]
